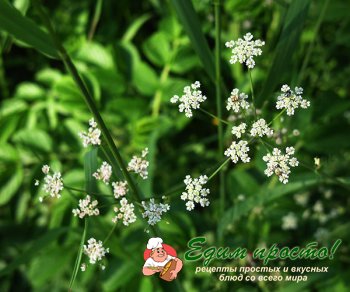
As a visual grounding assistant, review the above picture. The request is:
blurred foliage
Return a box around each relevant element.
[0,0,350,291]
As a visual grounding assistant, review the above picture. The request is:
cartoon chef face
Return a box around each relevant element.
[151,247,168,262]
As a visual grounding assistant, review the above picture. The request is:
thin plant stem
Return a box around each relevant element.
[199,108,230,125]
[267,108,286,126]
[88,0,103,41]
[103,223,118,244]
[214,0,225,216]
[69,218,88,291]
[248,69,257,119]
[208,158,230,181]
[65,185,112,198]
[152,39,179,116]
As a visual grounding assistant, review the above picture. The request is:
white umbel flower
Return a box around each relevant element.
[276,85,310,116]
[112,181,128,199]
[127,148,149,179]
[170,81,207,118]
[225,33,265,68]
[224,140,250,163]
[226,88,250,112]
[250,119,273,137]
[93,161,112,184]
[282,212,298,230]
[83,238,109,264]
[42,165,50,174]
[141,198,170,225]
[42,167,64,199]
[78,118,102,147]
[231,123,247,139]
[72,195,99,219]
[181,175,210,211]
[112,198,137,226]
[263,147,299,184]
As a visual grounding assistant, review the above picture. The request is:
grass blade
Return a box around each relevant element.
[170,0,215,82]
[258,0,310,104]
[0,0,58,58]
[68,147,97,290]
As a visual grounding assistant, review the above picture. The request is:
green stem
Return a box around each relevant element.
[208,158,230,181]
[152,64,170,116]
[32,0,158,236]
[248,69,257,119]
[69,218,88,291]
[103,222,118,244]
[88,0,103,41]
[199,108,229,125]
[65,185,112,198]
[152,39,179,116]
[214,0,225,215]
[267,108,286,127]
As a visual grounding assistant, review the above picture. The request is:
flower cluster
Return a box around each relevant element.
[39,165,64,200]
[250,118,273,137]
[263,147,299,184]
[282,212,298,230]
[112,181,128,199]
[170,81,207,118]
[72,195,99,219]
[224,140,250,163]
[93,161,112,184]
[226,88,250,113]
[225,33,265,68]
[180,175,210,211]
[231,123,247,139]
[276,85,310,116]
[78,118,102,147]
[141,198,170,225]
[112,198,137,226]
[83,238,109,264]
[127,148,149,179]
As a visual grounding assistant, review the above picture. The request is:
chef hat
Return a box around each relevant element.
[147,237,163,250]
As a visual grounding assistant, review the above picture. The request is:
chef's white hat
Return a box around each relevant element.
[147,237,163,250]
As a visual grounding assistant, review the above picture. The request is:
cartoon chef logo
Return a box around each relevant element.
[142,237,183,281]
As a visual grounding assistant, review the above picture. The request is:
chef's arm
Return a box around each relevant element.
[173,258,183,273]
[142,266,161,275]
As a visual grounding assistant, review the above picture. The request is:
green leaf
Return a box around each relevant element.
[170,0,215,82]
[132,61,158,96]
[122,14,151,42]
[258,0,311,104]
[28,246,73,287]
[103,261,138,291]
[0,0,58,58]
[143,32,170,66]
[0,227,70,276]
[76,42,114,69]
[12,128,53,153]
[0,161,23,206]
[14,82,45,100]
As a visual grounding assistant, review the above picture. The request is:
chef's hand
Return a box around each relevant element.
[156,267,163,273]
[169,270,177,279]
